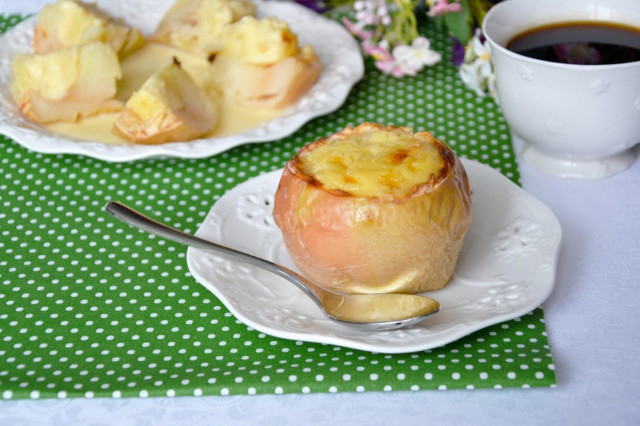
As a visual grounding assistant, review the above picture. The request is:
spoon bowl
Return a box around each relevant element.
[104,201,439,331]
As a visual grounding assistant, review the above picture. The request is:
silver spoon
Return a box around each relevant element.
[104,201,439,331]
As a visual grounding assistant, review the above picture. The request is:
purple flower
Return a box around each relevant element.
[451,38,465,66]
[294,0,329,13]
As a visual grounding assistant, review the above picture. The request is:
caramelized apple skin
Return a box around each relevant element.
[273,125,472,294]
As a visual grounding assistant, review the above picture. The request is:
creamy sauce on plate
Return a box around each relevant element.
[44,43,282,145]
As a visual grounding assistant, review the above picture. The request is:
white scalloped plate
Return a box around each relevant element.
[0,0,363,162]
[187,159,562,354]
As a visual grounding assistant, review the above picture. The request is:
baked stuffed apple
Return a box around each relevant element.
[273,123,472,294]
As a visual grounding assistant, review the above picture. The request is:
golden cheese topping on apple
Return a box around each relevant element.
[295,127,448,200]
[273,123,472,294]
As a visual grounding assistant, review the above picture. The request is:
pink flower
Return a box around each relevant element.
[362,42,389,59]
[376,59,406,77]
[427,0,462,18]
[342,17,374,41]
[363,43,406,77]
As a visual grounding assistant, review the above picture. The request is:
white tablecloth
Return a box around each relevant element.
[1,2,639,424]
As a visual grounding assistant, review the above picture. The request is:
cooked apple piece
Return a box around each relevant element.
[273,123,472,294]
[113,58,217,144]
[150,0,255,57]
[210,17,322,109]
[220,16,300,65]
[211,46,321,109]
[10,42,122,123]
[34,0,145,57]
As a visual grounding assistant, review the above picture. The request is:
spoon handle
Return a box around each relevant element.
[104,201,320,302]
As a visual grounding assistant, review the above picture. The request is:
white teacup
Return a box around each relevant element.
[483,0,640,179]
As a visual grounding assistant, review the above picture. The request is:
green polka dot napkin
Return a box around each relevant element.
[0,14,555,400]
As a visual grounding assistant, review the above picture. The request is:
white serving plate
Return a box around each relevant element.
[0,0,363,162]
[187,159,562,354]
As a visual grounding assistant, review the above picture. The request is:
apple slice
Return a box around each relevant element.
[34,0,144,57]
[113,58,217,144]
[10,42,122,123]
[210,17,322,109]
[150,0,255,58]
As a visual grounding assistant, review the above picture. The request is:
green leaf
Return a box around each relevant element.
[442,0,472,44]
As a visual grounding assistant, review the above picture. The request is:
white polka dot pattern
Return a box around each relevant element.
[0,15,554,400]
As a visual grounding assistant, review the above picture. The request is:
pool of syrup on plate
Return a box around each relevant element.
[45,43,282,145]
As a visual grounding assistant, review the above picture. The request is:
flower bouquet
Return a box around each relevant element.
[297,0,501,97]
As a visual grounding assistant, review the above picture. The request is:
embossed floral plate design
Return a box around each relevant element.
[187,159,562,354]
[0,0,363,162]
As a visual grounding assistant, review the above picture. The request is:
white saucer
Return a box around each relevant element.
[519,136,638,180]
[187,159,562,354]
